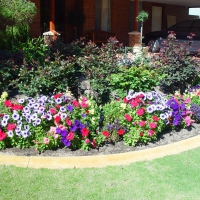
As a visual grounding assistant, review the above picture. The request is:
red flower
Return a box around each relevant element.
[149,122,157,129]
[140,132,144,137]
[130,100,139,108]
[66,118,72,126]
[123,97,129,103]
[53,93,63,99]
[148,130,155,137]
[7,123,16,131]
[125,114,132,122]
[54,115,61,124]
[4,100,13,107]
[139,121,146,127]
[72,100,79,108]
[102,131,109,137]
[55,104,61,109]
[118,129,125,135]
[152,115,159,121]
[49,108,57,114]
[0,129,6,141]
[11,104,23,111]
[66,132,75,141]
[81,127,89,137]
[92,139,97,148]
[136,108,145,116]
[86,110,90,114]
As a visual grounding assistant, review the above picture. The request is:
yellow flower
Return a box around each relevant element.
[1,91,8,100]
[120,103,126,109]
[89,109,95,114]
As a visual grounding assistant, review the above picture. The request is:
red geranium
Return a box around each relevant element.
[53,93,63,99]
[118,129,125,135]
[4,100,13,107]
[7,123,16,131]
[152,115,159,121]
[102,131,109,137]
[139,121,146,127]
[136,108,145,116]
[0,130,6,141]
[66,132,75,141]
[81,127,89,137]
[11,104,23,111]
[125,114,132,122]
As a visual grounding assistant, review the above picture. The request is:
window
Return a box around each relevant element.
[95,0,110,31]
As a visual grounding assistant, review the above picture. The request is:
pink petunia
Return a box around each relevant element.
[43,137,50,144]
[66,132,75,141]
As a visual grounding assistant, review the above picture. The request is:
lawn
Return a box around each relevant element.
[1,147,200,200]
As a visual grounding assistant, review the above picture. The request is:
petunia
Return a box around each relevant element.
[43,137,50,144]
[66,132,75,141]
[67,105,74,112]
[7,123,16,131]
[81,127,89,137]
[0,130,6,140]
[7,130,14,137]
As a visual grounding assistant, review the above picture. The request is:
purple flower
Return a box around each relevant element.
[29,98,35,103]
[3,115,9,120]
[147,105,155,113]
[46,114,52,120]
[60,129,68,137]
[56,127,62,134]
[160,113,166,120]
[23,106,30,113]
[81,113,86,117]
[75,119,81,126]
[61,138,71,147]
[70,124,77,132]
[67,105,74,112]
[61,113,67,120]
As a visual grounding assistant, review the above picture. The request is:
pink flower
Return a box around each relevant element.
[66,118,72,126]
[80,102,88,108]
[0,129,6,141]
[7,123,16,131]
[148,130,154,137]
[125,114,132,122]
[66,132,75,140]
[183,98,191,104]
[54,134,59,139]
[85,139,90,144]
[152,115,159,121]
[49,108,57,114]
[149,122,157,129]
[136,108,145,116]
[139,121,146,127]
[184,116,195,126]
[59,124,66,130]
[72,100,79,107]
[50,126,56,133]
[53,93,63,99]
[4,100,13,107]
[81,127,89,137]
[43,137,50,144]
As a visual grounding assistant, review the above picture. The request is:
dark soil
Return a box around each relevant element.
[0,123,200,157]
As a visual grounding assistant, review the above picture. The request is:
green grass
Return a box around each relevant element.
[1,148,200,200]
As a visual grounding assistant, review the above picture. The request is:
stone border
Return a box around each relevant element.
[0,135,200,169]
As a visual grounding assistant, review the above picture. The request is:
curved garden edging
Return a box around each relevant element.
[0,135,200,169]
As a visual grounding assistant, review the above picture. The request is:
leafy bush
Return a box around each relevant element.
[109,65,161,98]
[13,54,74,96]
[14,37,49,65]
[76,37,123,105]
[151,32,200,94]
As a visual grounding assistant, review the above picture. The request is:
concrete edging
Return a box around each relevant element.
[0,135,200,169]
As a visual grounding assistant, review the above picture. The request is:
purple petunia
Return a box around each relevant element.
[67,105,74,112]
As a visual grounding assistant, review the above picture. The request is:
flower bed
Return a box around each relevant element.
[0,89,198,152]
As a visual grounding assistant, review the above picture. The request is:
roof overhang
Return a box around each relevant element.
[139,0,200,8]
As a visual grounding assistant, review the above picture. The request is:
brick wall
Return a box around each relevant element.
[111,0,130,46]
[29,0,41,38]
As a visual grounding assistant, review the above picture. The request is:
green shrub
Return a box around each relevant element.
[109,65,162,98]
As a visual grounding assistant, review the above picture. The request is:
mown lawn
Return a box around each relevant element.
[1,148,200,200]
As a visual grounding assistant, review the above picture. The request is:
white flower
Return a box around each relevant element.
[120,103,126,109]
[89,109,95,114]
